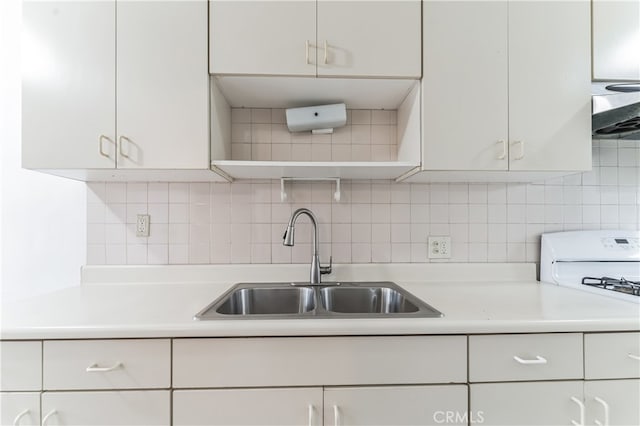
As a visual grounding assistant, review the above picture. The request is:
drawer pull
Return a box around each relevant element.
[42,410,57,426]
[628,353,640,361]
[333,405,341,426]
[570,396,585,426]
[13,409,29,426]
[86,362,123,372]
[594,397,610,426]
[513,355,547,365]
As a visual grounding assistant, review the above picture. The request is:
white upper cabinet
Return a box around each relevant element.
[422,1,509,172]
[22,1,116,169]
[592,0,640,81]
[209,1,316,76]
[417,0,591,180]
[116,1,209,169]
[22,0,215,179]
[209,0,421,78]
[507,0,591,172]
[316,1,421,78]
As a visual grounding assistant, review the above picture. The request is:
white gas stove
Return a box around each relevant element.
[541,230,640,304]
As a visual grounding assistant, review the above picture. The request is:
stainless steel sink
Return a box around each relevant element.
[320,286,419,314]
[195,281,443,320]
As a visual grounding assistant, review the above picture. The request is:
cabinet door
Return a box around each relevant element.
[22,1,116,169]
[116,0,209,169]
[585,380,640,426]
[593,0,640,80]
[173,388,323,426]
[317,1,421,78]
[40,390,170,425]
[421,1,508,171]
[324,385,468,426]
[470,381,584,426]
[508,0,591,172]
[1,392,40,426]
[209,1,316,76]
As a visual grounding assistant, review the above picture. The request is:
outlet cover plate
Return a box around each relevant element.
[428,236,451,259]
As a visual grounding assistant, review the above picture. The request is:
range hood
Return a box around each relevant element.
[592,82,640,140]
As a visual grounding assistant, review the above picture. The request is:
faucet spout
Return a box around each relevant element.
[283,208,330,284]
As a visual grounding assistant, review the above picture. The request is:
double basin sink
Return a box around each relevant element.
[195,281,443,320]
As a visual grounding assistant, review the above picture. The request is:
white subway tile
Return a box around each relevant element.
[106,183,126,203]
[169,204,189,224]
[87,245,106,265]
[311,144,332,161]
[391,243,411,262]
[148,244,168,264]
[126,183,147,203]
[448,184,468,204]
[250,243,271,263]
[372,224,391,243]
[169,244,189,264]
[351,110,371,124]
[352,243,372,263]
[231,108,251,123]
[106,244,126,265]
[271,143,292,161]
[169,183,189,203]
[127,244,148,264]
[371,243,391,262]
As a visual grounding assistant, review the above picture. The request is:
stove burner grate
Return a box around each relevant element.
[581,276,640,296]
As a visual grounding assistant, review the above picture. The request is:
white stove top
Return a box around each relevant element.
[541,230,640,304]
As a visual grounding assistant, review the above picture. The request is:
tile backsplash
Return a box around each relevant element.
[230,108,398,162]
[87,140,639,266]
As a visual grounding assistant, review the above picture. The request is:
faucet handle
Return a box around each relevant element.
[320,256,332,275]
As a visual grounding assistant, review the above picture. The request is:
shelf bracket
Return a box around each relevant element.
[280,177,341,203]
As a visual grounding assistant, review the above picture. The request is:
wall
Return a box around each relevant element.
[0,0,86,301]
[86,136,639,266]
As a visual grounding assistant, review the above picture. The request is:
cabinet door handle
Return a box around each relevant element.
[570,397,585,426]
[118,135,131,158]
[86,362,122,372]
[513,140,524,160]
[13,409,29,426]
[497,140,506,160]
[99,135,114,158]
[307,404,315,426]
[594,397,610,426]
[628,353,640,361]
[513,355,547,365]
[333,405,341,426]
[323,40,328,64]
[42,410,57,426]
[305,40,310,65]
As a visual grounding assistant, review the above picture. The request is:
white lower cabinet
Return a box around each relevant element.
[0,392,40,426]
[584,380,640,426]
[470,381,584,426]
[324,385,468,426]
[173,388,323,426]
[40,390,170,426]
[173,385,468,426]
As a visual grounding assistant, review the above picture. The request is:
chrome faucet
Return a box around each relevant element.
[283,208,332,284]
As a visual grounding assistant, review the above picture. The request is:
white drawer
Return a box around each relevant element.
[469,333,583,382]
[585,332,640,379]
[173,336,467,388]
[43,339,170,390]
[0,341,42,391]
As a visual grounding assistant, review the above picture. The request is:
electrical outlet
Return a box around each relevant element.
[428,236,451,259]
[136,214,150,237]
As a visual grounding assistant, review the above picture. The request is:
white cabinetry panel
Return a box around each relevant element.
[0,392,40,426]
[317,1,421,78]
[422,1,508,171]
[470,381,584,426]
[41,390,170,426]
[585,332,640,379]
[173,336,467,387]
[0,341,41,391]
[43,339,170,390]
[324,385,468,426]
[507,0,591,172]
[116,0,209,170]
[22,1,116,169]
[469,333,583,382]
[593,0,640,80]
[209,1,316,76]
[585,379,640,426]
[173,388,323,426]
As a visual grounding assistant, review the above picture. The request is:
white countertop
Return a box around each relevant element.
[2,264,639,339]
